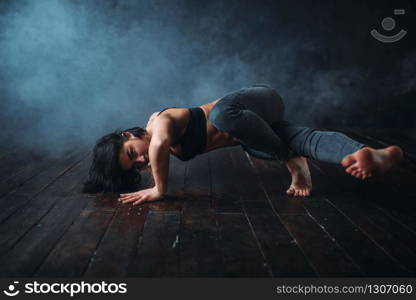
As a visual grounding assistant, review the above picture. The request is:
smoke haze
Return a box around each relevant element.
[0,0,415,155]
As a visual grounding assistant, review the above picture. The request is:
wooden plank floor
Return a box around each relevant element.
[0,129,416,277]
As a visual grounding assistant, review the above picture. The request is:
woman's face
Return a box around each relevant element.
[119,132,150,171]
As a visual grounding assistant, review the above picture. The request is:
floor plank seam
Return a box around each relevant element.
[311,141,416,237]
[0,151,90,226]
[126,208,151,276]
[241,201,274,277]
[373,206,416,237]
[243,152,320,277]
[207,154,213,200]
[81,204,120,277]
[309,160,409,234]
[302,205,365,276]
[213,210,226,277]
[309,161,414,275]
[3,175,88,259]
[30,196,92,277]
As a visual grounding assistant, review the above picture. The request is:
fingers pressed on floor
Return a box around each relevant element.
[122,198,138,204]
[346,164,359,173]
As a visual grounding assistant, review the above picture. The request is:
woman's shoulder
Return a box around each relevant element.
[156,106,178,116]
[148,107,190,128]
[148,107,191,142]
[155,107,190,120]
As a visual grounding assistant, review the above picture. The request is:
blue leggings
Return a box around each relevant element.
[208,84,366,164]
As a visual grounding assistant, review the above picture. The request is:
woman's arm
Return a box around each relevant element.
[149,115,175,195]
[119,116,174,205]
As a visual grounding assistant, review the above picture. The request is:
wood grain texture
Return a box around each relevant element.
[0,128,414,277]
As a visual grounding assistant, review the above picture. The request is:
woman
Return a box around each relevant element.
[83,84,403,205]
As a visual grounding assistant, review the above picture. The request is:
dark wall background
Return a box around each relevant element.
[0,0,415,155]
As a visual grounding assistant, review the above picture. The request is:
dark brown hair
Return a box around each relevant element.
[82,127,146,193]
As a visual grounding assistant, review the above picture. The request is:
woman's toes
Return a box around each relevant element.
[341,154,355,168]
[288,188,312,197]
[346,164,358,173]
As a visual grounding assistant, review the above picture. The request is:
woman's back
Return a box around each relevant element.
[146,99,240,160]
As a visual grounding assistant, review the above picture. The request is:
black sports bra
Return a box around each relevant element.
[156,106,207,161]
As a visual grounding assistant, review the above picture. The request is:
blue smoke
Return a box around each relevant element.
[0,0,414,155]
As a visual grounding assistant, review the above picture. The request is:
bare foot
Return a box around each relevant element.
[285,156,312,197]
[341,145,403,180]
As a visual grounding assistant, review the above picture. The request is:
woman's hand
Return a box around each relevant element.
[118,186,163,205]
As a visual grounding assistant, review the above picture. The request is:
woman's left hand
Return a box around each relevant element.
[118,186,163,205]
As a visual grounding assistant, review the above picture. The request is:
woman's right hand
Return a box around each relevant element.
[118,186,163,205]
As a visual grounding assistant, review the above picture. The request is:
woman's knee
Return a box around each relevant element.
[209,104,227,129]
[242,85,284,109]
[248,84,281,97]
[209,85,284,131]
[258,87,283,105]
[208,101,239,132]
